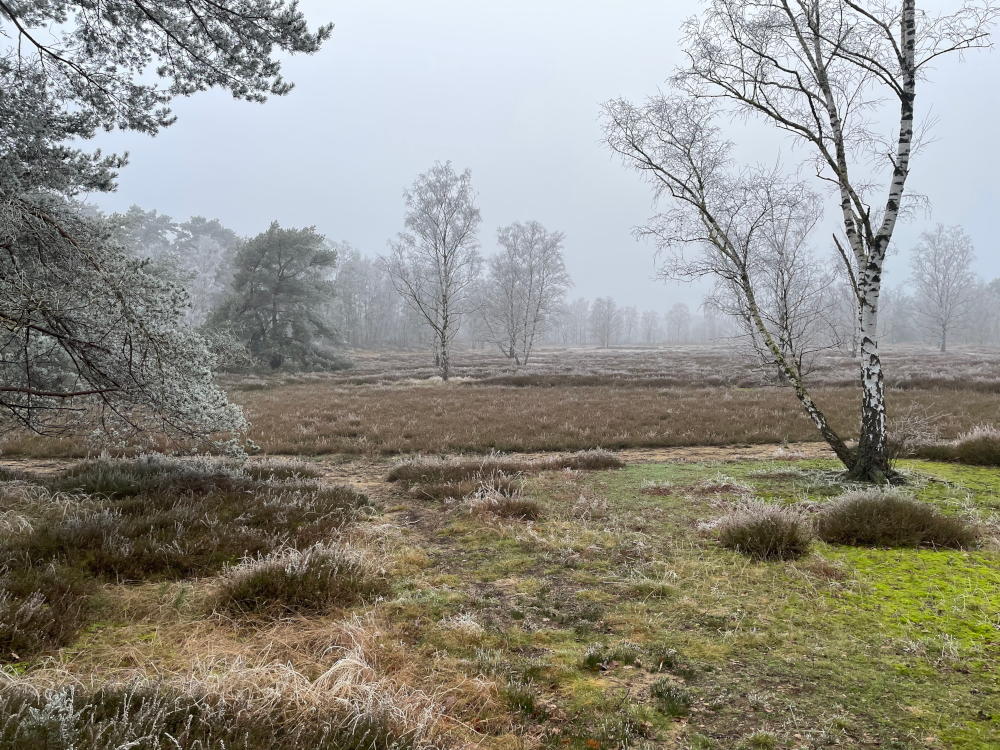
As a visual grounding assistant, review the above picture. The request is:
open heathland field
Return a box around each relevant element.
[0,451,997,749]
[4,344,1000,458]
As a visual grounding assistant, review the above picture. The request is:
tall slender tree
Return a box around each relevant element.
[381,162,483,380]
[608,0,998,481]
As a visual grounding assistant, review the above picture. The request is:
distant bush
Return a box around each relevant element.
[716,501,812,560]
[913,424,1000,467]
[816,489,977,549]
[213,542,390,617]
[387,449,624,485]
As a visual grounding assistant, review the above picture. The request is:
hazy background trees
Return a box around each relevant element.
[480,221,572,364]
[909,225,978,353]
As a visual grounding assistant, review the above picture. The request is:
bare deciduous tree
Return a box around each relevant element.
[665,303,692,343]
[641,310,660,343]
[910,224,977,353]
[621,306,639,344]
[608,0,998,482]
[381,162,483,380]
[482,221,572,366]
[604,95,856,467]
[590,297,620,348]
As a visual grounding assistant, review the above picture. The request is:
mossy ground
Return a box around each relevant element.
[4,455,998,749]
[381,458,999,748]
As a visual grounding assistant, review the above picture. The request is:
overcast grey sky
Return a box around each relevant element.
[88,1,1000,314]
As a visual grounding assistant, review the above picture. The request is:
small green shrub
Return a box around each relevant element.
[816,489,978,549]
[650,679,691,717]
[212,543,390,617]
[645,643,696,678]
[738,731,778,750]
[717,501,812,560]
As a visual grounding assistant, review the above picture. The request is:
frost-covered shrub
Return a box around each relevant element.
[213,543,390,616]
[716,501,812,560]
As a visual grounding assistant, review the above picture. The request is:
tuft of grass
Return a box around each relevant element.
[387,449,624,485]
[501,679,538,717]
[816,488,978,549]
[716,501,813,560]
[606,639,642,666]
[580,642,606,671]
[650,679,691,717]
[212,542,390,617]
[466,480,541,521]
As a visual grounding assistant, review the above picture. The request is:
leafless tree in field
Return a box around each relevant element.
[621,306,639,344]
[641,310,660,343]
[665,303,692,343]
[606,0,998,482]
[482,221,572,366]
[910,224,977,353]
[381,162,483,380]
[590,297,620,348]
[605,95,860,469]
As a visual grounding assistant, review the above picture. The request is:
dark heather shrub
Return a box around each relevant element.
[213,542,390,617]
[912,425,1000,466]
[717,501,812,560]
[650,679,691,717]
[387,449,624,485]
[816,489,977,549]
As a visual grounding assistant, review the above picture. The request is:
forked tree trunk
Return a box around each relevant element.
[848,277,889,482]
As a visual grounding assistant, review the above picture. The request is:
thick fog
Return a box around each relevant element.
[86,0,1000,312]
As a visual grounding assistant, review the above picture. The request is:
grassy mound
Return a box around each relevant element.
[716,501,812,560]
[213,543,390,617]
[816,489,977,549]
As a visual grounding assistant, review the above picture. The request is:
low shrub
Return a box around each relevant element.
[466,481,541,520]
[606,639,642,666]
[716,501,812,560]
[816,489,978,549]
[410,472,521,502]
[645,643,696,678]
[0,565,95,661]
[580,642,606,671]
[0,681,406,750]
[212,542,390,617]
[912,425,1000,466]
[387,449,624,485]
[5,460,369,581]
[650,679,691,717]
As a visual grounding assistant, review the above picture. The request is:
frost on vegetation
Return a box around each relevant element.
[436,613,484,635]
[716,500,813,560]
[0,643,450,750]
[214,542,390,616]
[572,493,609,520]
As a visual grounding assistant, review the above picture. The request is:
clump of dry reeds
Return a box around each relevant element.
[465,479,541,521]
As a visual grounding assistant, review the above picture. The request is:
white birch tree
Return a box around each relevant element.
[481,221,572,366]
[590,297,620,348]
[381,162,482,380]
[909,224,978,352]
[608,0,998,482]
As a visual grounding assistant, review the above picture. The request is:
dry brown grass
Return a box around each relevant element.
[227,384,1000,456]
[6,344,1000,458]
